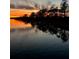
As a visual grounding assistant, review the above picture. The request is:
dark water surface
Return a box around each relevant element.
[11,26,69,59]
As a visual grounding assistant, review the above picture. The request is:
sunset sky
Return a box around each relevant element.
[10,0,64,17]
[10,0,68,29]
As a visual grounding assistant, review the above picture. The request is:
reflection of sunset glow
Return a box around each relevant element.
[10,19,32,29]
[10,19,26,25]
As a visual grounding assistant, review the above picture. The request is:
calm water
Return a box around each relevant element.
[11,26,69,59]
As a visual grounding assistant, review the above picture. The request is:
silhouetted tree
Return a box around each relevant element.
[50,4,55,9]
[61,0,68,16]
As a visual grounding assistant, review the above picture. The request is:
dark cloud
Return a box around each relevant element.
[10,0,38,9]
[10,0,67,9]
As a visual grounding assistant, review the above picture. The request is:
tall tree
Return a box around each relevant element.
[61,0,68,16]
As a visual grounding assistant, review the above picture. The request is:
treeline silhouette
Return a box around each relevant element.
[11,9,69,42]
[11,9,69,29]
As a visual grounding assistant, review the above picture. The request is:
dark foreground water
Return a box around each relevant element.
[10,27,69,59]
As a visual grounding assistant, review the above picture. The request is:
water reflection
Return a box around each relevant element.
[11,27,69,59]
[33,24,69,42]
[11,23,69,42]
[11,16,69,42]
[11,12,69,59]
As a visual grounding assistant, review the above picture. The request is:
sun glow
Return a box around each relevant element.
[10,8,39,17]
[10,8,39,29]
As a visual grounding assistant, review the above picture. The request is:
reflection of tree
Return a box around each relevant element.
[11,8,69,42]
[29,16,69,42]
[33,21,69,42]
[56,30,69,42]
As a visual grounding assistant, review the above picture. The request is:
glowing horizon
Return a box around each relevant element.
[10,8,39,17]
[10,8,38,29]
